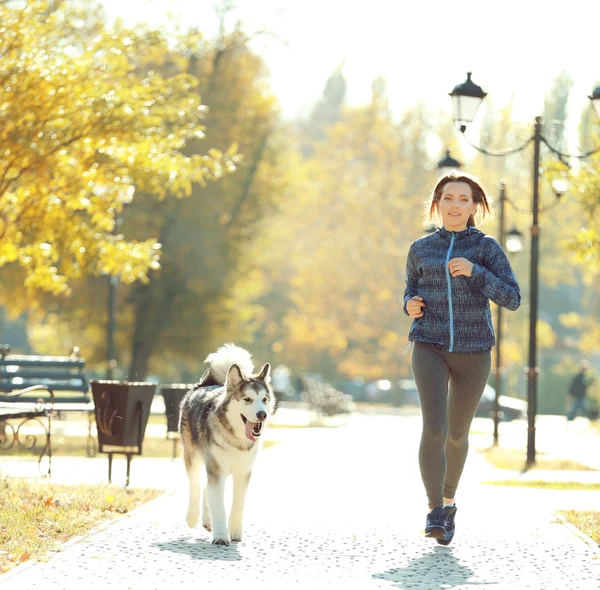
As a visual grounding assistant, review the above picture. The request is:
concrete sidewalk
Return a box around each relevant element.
[1,412,599,589]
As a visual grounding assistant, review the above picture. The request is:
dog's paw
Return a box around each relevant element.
[229,519,242,542]
[186,508,199,528]
[211,533,230,546]
[202,510,212,531]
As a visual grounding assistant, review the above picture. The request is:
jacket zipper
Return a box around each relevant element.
[444,233,456,352]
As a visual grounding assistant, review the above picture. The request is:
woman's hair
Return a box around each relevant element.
[427,171,492,228]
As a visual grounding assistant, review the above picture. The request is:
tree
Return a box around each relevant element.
[29,22,281,380]
[300,62,347,153]
[229,88,441,381]
[0,1,233,314]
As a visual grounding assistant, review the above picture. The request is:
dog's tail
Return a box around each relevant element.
[200,343,254,386]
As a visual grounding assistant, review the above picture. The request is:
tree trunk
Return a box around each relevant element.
[126,207,181,380]
[127,266,184,380]
[225,130,270,230]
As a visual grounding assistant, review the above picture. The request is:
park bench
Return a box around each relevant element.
[0,345,95,475]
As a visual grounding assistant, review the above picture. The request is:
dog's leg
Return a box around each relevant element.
[206,457,229,545]
[229,470,251,542]
[184,448,202,528]
[202,487,211,531]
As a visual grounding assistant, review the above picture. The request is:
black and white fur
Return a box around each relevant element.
[179,344,274,545]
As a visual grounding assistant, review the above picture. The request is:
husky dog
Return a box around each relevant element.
[179,343,274,545]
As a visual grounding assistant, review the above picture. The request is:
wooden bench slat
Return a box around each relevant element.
[0,374,86,381]
[0,357,84,367]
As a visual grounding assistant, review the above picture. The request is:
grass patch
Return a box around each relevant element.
[483,480,600,490]
[477,446,597,472]
[49,413,313,429]
[557,510,600,546]
[4,435,280,459]
[0,477,161,574]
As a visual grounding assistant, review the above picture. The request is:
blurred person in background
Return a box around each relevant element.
[566,360,594,421]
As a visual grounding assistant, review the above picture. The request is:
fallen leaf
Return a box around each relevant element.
[19,552,30,563]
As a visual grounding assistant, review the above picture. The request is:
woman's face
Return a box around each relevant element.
[437,181,478,232]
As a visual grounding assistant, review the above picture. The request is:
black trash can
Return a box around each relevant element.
[90,380,157,486]
[159,383,192,458]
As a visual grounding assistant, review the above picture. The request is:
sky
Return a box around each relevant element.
[99,0,600,140]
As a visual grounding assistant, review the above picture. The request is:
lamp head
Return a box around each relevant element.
[449,72,487,131]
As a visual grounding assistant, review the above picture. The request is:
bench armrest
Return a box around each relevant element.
[1,384,55,408]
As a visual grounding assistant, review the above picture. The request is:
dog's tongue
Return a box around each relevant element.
[245,419,257,441]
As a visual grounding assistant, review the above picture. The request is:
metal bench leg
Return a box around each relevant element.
[45,429,52,478]
[86,411,97,457]
[33,414,52,478]
[108,452,113,483]
[125,453,132,488]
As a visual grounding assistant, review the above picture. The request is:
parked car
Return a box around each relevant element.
[397,379,420,406]
[476,384,527,421]
[397,380,527,421]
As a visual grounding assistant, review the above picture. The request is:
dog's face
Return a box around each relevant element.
[225,362,273,442]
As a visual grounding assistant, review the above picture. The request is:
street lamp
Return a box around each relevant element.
[448,72,600,466]
[505,227,524,254]
[437,149,462,175]
[449,72,487,133]
[93,182,135,380]
[551,176,569,199]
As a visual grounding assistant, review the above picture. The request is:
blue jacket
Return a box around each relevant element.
[403,226,521,354]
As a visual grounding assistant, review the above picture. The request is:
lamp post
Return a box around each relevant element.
[106,274,118,380]
[93,183,135,380]
[448,73,600,466]
[493,180,523,445]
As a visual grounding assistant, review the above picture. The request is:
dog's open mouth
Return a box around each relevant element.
[241,415,263,441]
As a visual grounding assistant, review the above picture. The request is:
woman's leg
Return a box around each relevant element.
[411,343,451,510]
[443,351,492,501]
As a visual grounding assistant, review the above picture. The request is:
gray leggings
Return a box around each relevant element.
[411,342,491,509]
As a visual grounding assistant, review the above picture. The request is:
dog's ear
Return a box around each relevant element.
[225,363,244,390]
[256,362,271,384]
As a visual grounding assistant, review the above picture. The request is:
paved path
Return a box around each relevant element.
[1,413,599,589]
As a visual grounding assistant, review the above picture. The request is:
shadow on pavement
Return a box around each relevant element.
[372,546,491,589]
[153,537,242,561]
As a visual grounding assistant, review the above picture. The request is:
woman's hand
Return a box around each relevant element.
[407,296,426,318]
[448,257,474,278]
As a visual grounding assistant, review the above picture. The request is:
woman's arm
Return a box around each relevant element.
[469,237,521,311]
[403,245,421,315]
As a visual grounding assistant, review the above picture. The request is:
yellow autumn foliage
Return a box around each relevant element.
[0,1,235,308]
